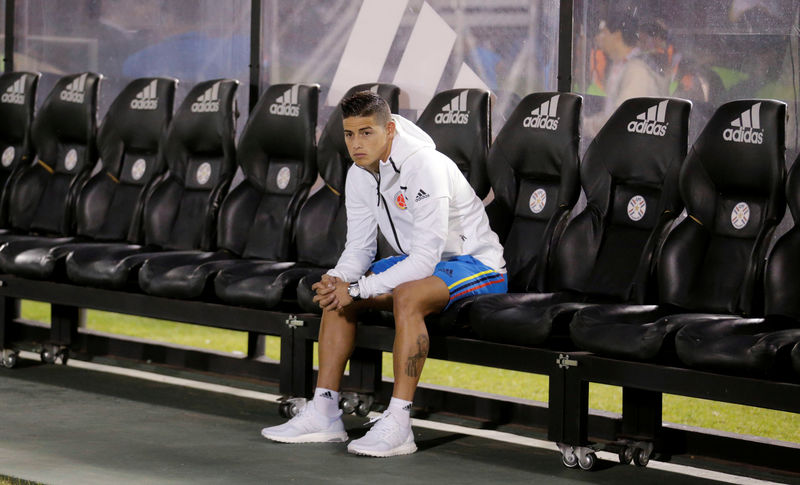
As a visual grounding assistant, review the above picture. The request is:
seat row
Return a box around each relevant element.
[1,70,799,382]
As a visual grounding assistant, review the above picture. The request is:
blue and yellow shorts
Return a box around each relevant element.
[368,255,507,309]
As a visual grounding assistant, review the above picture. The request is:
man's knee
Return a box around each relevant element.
[392,282,428,320]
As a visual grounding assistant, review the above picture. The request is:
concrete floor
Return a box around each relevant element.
[0,357,792,485]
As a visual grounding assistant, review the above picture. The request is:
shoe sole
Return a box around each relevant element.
[347,442,418,457]
[261,429,348,444]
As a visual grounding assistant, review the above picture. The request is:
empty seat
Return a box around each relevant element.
[0,72,100,245]
[0,77,177,279]
[470,97,691,346]
[571,100,786,361]
[0,72,40,228]
[484,92,582,292]
[674,153,800,377]
[137,83,319,299]
[416,89,492,199]
[65,79,238,289]
[217,83,400,310]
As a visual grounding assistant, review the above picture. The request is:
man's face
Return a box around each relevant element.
[343,114,394,172]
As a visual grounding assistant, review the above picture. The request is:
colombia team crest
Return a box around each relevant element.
[394,190,407,210]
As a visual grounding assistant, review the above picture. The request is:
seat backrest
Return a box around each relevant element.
[293,83,400,267]
[416,89,491,199]
[0,72,40,227]
[74,77,177,243]
[7,72,101,235]
[217,83,319,260]
[659,99,786,314]
[487,92,582,292]
[142,79,238,251]
[553,97,691,303]
[764,155,800,319]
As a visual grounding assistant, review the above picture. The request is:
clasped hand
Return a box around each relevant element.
[312,274,352,311]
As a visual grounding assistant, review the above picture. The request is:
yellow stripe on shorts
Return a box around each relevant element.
[447,269,496,290]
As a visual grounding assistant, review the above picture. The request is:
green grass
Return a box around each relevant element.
[20,301,800,443]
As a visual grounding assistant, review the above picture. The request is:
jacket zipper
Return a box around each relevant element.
[374,172,407,254]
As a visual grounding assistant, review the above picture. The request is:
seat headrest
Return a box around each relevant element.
[0,72,39,145]
[98,77,177,177]
[492,92,582,180]
[33,72,101,145]
[163,79,238,179]
[586,97,691,187]
[237,83,320,192]
[317,83,400,194]
[416,89,491,197]
[684,100,786,200]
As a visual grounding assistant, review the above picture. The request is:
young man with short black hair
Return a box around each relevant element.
[261,91,506,457]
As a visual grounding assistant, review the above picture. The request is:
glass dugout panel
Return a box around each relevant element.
[13,0,250,121]
[262,0,559,136]
[573,0,800,151]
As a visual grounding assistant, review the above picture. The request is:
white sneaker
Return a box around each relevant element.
[261,400,348,443]
[347,411,417,457]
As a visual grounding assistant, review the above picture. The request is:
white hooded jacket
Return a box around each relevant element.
[327,114,505,299]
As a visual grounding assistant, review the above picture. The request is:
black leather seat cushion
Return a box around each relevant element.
[571,100,787,360]
[138,83,319,300]
[214,260,306,309]
[471,97,690,346]
[0,77,176,279]
[673,155,800,376]
[65,79,238,289]
[792,343,800,376]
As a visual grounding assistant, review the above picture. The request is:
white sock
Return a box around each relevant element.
[387,397,413,427]
[312,387,340,418]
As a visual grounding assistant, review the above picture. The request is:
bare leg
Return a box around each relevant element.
[316,295,393,392]
[391,276,449,401]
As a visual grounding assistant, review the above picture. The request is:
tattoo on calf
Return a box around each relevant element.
[405,335,429,378]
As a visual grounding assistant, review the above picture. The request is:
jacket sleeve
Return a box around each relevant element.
[358,159,450,298]
[327,169,378,282]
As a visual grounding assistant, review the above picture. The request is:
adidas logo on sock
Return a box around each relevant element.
[269,85,301,117]
[130,79,159,110]
[402,403,412,411]
[1,76,26,105]
[415,189,429,202]
[434,90,469,125]
[320,390,333,400]
[523,94,560,130]
[627,100,668,136]
[191,81,221,113]
[60,73,88,104]
[723,102,764,145]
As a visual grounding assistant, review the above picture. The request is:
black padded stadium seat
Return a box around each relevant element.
[0,77,177,279]
[674,154,800,378]
[0,72,100,247]
[485,92,582,292]
[216,83,400,310]
[136,83,319,299]
[0,72,40,228]
[416,89,491,198]
[571,100,786,361]
[64,79,238,289]
[470,97,691,346]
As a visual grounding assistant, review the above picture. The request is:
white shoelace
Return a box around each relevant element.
[364,411,397,439]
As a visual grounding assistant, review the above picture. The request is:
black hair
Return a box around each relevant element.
[605,9,639,46]
[341,91,391,126]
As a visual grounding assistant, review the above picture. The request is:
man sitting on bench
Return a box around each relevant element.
[261,91,506,457]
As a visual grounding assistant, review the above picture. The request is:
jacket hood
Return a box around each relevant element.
[382,114,435,169]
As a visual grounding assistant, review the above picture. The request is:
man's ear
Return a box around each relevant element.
[386,120,396,137]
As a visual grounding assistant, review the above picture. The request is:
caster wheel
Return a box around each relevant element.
[40,347,56,364]
[619,446,634,465]
[1,350,17,369]
[633,448,650,467]
[57,349,69,365]
[355,401,371,416]
[340,397,356,414]
[578,452,596,471]
[561,450,578,468]
[278,401,291,418]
